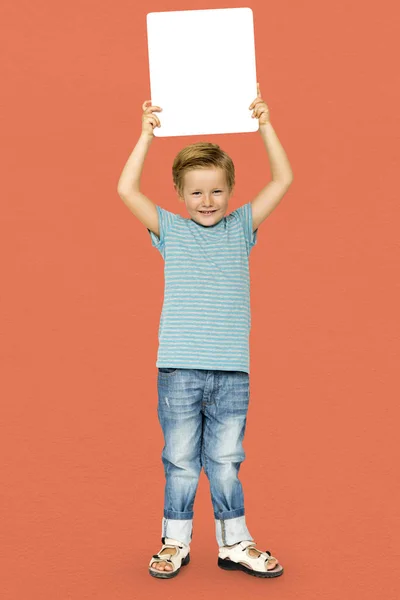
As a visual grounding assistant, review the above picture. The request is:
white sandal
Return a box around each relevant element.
[218,540,284,578]
[148,537,191,579]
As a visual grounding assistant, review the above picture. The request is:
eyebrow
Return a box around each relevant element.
[189,187,224,191]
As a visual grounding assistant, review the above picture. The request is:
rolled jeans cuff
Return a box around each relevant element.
[215,515,254,547]
[162,517,193,546]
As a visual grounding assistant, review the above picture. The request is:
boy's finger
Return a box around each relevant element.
[144,106,163,113]
[142,100,163,111]
[249,98,263,109]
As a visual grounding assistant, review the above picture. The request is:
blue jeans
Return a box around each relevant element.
[157,367,254,547]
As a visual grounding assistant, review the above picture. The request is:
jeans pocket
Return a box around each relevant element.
[158,367,179,375]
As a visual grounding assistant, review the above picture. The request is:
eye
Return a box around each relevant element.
[193,192,201,195]
[214,190,222,193]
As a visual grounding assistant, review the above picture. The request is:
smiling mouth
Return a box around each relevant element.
[199,210,217,214]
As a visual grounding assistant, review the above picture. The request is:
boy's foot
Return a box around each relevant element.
[218,541,284,578]
[227,543,279,569]
[150,546,175,572]
[148,538,191,579]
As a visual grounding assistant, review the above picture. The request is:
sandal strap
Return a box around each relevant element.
[149,538,190,570]
[237,541,275,560]
[218,541,279,572]
[233,540,257,550]
[163,537,188,548]
[152,554,174,563]
[246,545,277,562]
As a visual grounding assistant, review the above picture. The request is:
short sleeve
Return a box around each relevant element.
[229,202,258,255]
[147,205,179,259]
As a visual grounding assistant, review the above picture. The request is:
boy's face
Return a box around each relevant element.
[175,167,233,225]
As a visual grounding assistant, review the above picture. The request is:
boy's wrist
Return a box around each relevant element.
[140,131,155,142]
[259,121,272,132]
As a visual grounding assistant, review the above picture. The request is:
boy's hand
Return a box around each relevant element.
[249,83,270,127]
[142,100,163,136]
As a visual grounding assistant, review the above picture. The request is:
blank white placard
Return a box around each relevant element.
[146,7,259,137]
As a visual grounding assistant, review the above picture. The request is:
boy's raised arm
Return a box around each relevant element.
[248,85,293,231]
[117,101,163,237]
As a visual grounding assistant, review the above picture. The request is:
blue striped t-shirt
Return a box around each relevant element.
[147,202,258,373]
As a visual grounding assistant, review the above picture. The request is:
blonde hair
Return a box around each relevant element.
[172,142,235,198]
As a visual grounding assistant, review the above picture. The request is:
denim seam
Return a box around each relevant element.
[220,519,227,545]
[202,421,209,477]
[165,458,172,514]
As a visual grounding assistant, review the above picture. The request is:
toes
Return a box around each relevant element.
[267,558,279,570]
[152,561,172,571]
[247,547,280,570]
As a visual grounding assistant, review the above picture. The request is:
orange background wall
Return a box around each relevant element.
[1,0,399,598]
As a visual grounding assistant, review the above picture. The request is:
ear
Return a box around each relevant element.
[174,185,184,202]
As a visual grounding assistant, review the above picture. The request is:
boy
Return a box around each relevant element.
[117,84,293,579]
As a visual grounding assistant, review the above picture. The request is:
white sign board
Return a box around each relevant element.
[146,8,259,137]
